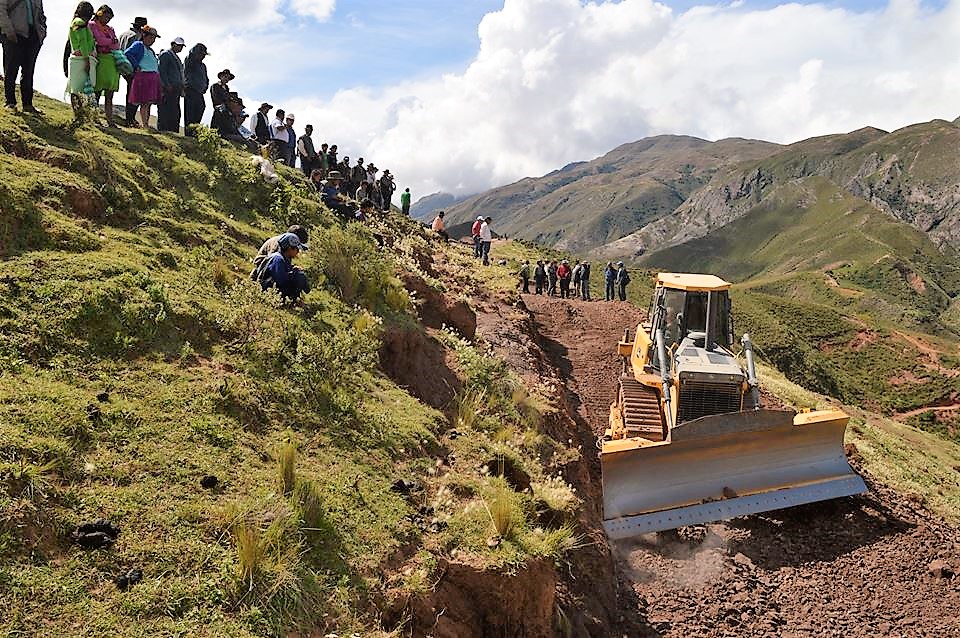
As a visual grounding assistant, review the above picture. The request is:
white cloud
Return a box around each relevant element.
[289,0,336,21]
[283,0,960,200]
[30,0,960,202]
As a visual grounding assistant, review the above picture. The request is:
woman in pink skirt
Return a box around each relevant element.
[123,26,162,129]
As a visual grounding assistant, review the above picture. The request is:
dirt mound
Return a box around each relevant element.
[379,326,461,412]
[402,273,477,339]
[402,558,557,637]
[521,293,960,637]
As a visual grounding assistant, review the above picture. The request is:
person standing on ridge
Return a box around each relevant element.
[157,36,184,132]
[124,25,162,130]
[117,15,145,126]
[518,260,531,294]
[534,260,546,295]
[471,216,483,259]
[604,262,616,301]
[479,216,493,265]
[297,124,318,176]
[253,102,271,146]
[182,42,207,136]
[616,261,631,301]
[351,157,365,190]
[66,2,95,119]
[572,260,583,299]
[0,0,48,114]
[269,108,289,162]
[401,187,411,216]
[87,5,121,127]
[557,259,572,299]
[284,113,296,168]
[548,260,558,296]
[580,261,591,301]
[379,169,396,212]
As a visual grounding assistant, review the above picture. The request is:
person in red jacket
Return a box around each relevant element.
[471,216,483,259]
[557,259,572,299]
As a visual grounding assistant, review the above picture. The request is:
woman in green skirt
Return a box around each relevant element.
[89,5,121,127]
[67,3,97,119]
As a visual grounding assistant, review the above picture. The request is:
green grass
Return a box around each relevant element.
[0,93,582,636]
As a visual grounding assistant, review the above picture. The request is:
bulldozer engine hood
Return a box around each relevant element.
[674,334,744,384]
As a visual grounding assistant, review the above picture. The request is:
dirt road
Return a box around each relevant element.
[523,294,960,638]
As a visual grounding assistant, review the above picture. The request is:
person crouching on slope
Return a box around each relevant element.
[255,232,310,304]
[432,211,449,241]
[251,225,309,277]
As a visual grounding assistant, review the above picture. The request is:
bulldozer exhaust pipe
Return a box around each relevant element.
[655,329,674,430]
[742,333,761,409]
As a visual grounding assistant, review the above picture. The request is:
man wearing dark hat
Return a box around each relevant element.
[0,0,48,114]
[157,36,185,132]
[213,92,256,150]
[254,102,271,145]
[118,16,147,126]
[210,68,233,110]
[183,42,209,136]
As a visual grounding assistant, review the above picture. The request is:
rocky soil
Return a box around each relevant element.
[516,294,960,638]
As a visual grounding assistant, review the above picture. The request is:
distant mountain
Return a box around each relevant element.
[410,192,471,221]
[444,135,781,251]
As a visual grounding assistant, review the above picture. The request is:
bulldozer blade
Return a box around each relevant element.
[601,409,866,539]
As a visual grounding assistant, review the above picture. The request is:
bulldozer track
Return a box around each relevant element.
[620,375,666,441]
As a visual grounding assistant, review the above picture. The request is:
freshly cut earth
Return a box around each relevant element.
[517,293,960,638]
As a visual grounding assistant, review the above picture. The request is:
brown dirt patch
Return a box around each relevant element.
[378,326,461,413]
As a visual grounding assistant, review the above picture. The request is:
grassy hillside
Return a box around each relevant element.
[0,95,584,636]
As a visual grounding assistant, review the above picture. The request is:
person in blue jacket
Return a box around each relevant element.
[604,262,616,302]
[256,232,310,303]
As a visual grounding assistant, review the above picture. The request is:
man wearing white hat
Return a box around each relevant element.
[157,36,185,132]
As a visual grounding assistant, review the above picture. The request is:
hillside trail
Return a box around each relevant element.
[522,294,960,638]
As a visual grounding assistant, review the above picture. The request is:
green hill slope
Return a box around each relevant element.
[0,95,588,637]
[444,135,780,251]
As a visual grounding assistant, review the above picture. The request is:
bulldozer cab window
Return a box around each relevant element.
[655,289,732,349]
[660,289,686,349]
[684,291,731,347]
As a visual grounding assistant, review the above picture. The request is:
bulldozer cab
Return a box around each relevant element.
[647,274,734,366]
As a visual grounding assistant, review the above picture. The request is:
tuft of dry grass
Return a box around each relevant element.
[279,441,297,496]
[455,388,487,431]
[232,519,265,592]
[483,484,518,539]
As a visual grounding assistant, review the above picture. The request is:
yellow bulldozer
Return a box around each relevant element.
[601,273,866,539]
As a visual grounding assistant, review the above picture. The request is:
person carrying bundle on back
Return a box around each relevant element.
[517,260,530,294]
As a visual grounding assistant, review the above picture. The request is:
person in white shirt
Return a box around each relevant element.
[270,108,290,162]
[479,216,493,265]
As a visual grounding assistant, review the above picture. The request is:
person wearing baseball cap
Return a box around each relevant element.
[471,216,484,259]
[283,113,297,168]
[254,232,311,304]
[157,37,186,132]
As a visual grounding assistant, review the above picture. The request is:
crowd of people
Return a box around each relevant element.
[517,259,631,301]
[1,2,408,215]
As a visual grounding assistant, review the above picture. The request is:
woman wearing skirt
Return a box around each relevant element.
[124,26,162,130]
[67,3,97,120]
[89,5,121,128]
